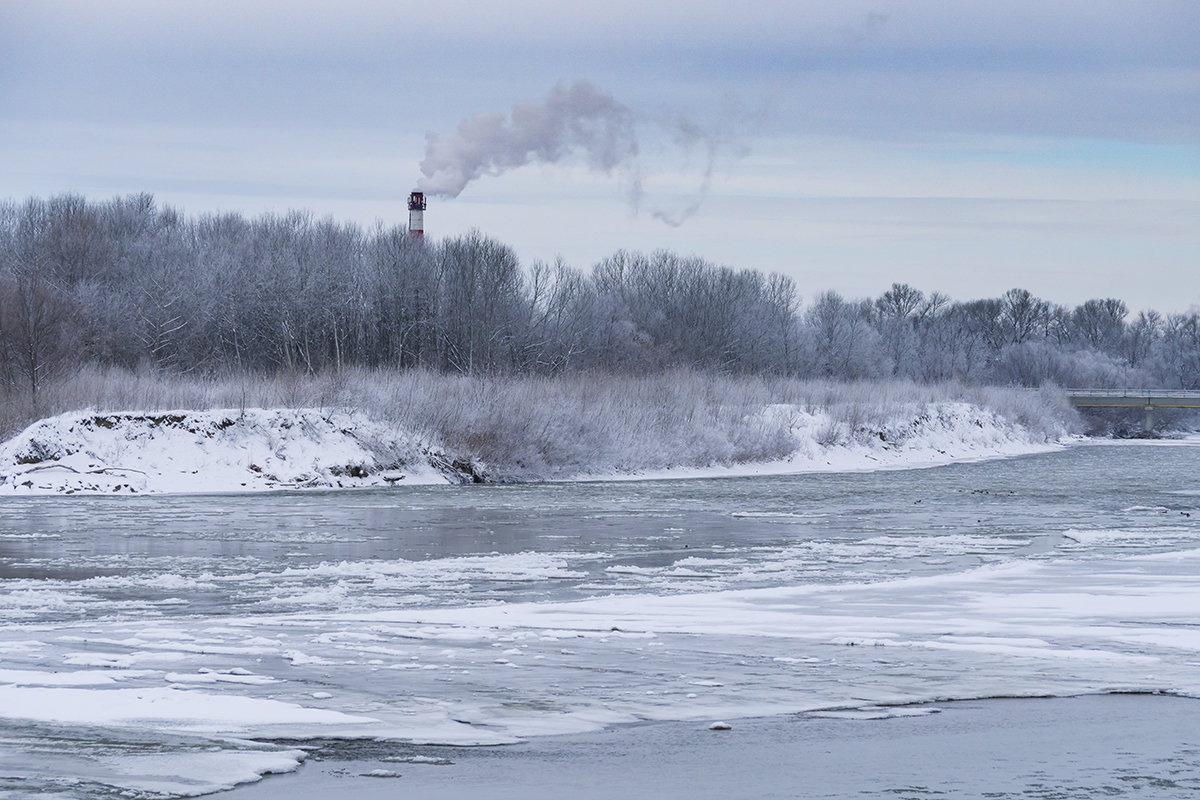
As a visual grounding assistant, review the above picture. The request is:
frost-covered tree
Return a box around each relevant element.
[1122,310,1161,371]
[1,192,1195,396]
[802,291,884,379]
[0,273,81,409]
[872,283,924,377]
[1160,313,1200,389]
[517,257,593,374]
[435,231,526,373]
[1072,298,1127,352]
[1000,288,1050,346]
[365,224,438,370]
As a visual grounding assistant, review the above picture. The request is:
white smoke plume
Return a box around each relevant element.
[418,80,733,227]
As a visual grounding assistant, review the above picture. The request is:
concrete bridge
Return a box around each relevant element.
[1066,389,1200,432]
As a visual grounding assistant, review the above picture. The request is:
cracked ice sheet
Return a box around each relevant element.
[354,549,1200,697]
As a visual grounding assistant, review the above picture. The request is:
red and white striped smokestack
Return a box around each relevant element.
[408,191,426,237]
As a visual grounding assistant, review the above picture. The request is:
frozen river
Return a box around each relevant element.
[1,440,1198,797]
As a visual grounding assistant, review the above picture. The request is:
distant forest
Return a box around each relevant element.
[2,194,1198,409]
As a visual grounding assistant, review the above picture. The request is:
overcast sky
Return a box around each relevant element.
[2,0,1197,311]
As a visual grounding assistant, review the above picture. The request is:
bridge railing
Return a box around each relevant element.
[1064,388,1200,399]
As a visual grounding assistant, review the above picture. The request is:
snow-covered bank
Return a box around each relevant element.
[0,409,463,494]
[586,401,1067,481]
[0,401,1069,494]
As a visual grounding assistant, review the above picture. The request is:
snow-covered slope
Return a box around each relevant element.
[0,402,1066,495]
[0,409,468,494]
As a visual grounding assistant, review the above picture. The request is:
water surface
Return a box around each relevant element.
[1,441,1197,798]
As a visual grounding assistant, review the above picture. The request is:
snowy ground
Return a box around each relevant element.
[0,402,1064,494]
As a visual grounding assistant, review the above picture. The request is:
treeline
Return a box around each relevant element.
[2,193,1198,409]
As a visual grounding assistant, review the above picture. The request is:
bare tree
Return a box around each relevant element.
[873,283,924,377]
[803,291,883,379]
[435,231,525,374]
[1071,298,1127,352]
[1000,288,1050,345]
[1161,313,1200,389]
[0,273,81,410]
[1122,310,1161,370]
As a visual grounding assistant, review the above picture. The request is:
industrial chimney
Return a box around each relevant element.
[408,191,426,237]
